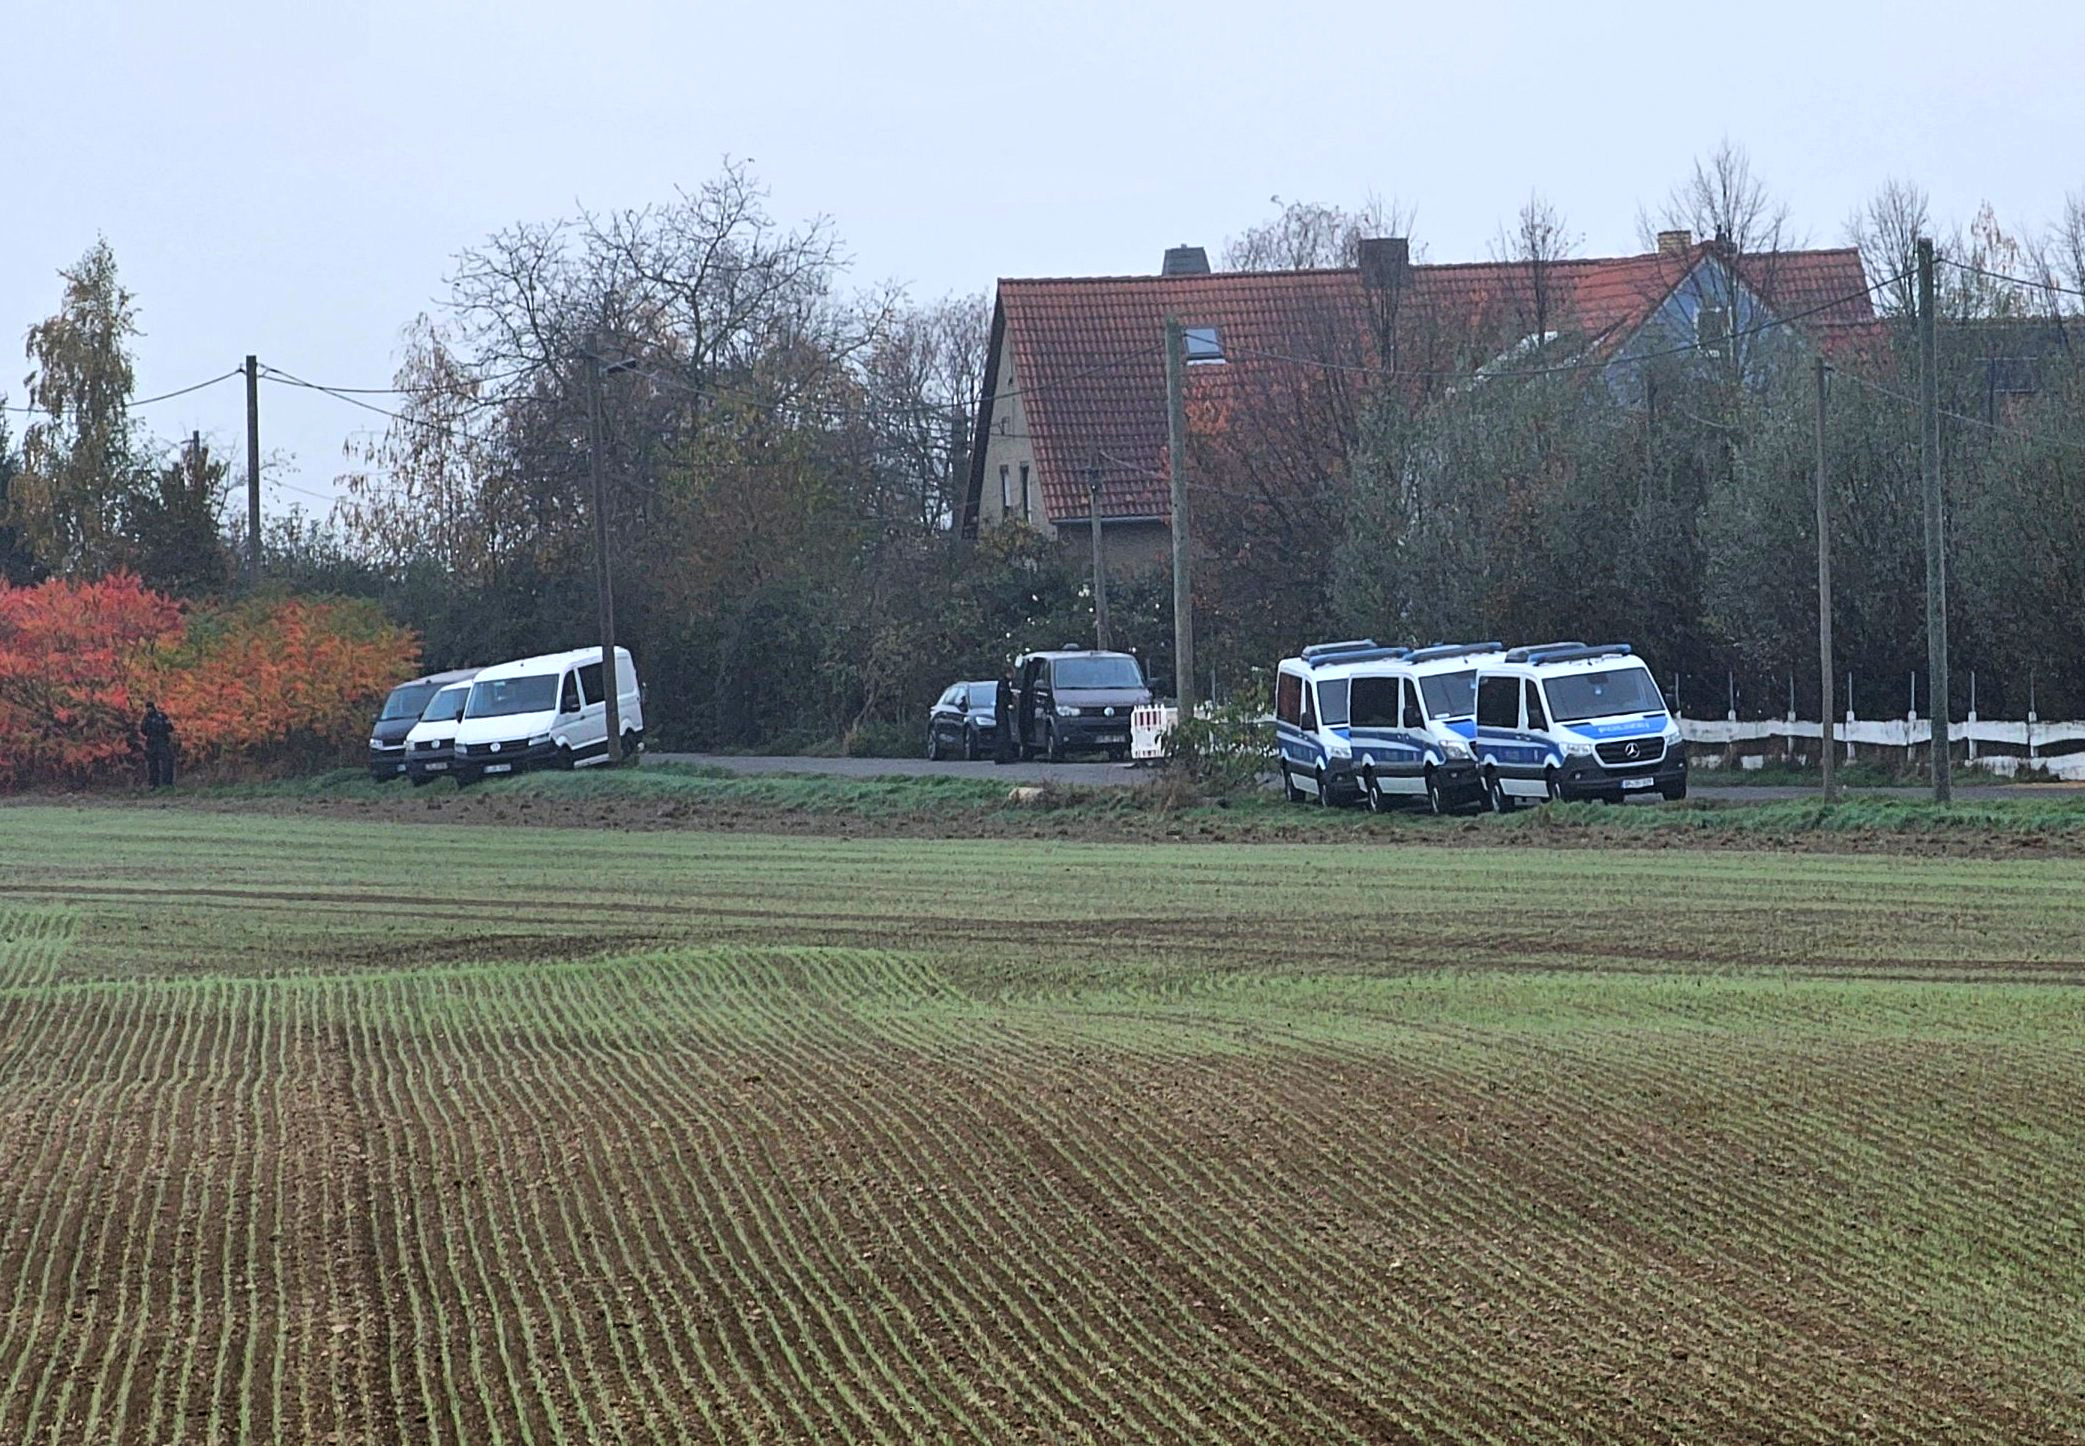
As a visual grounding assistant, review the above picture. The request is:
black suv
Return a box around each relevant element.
[926,681,998,760]
[1004,649,1151,762]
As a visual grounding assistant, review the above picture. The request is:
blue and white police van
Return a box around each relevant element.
[1471,643,1686,808]
[1274,640,1485,811]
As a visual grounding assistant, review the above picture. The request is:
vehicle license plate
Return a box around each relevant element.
[1621,776,1654,790]
[485,763,513,774]
[424,761,447,771]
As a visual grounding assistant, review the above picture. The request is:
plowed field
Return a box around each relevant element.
[3,803,2083,1442]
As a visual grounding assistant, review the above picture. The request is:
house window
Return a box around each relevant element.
[1019,463,1031,520]
[1184,326,1224,364]
[1696,303,1731,357]
[999,464,1012,513]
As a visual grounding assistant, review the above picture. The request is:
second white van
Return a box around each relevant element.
[452,646,644,785]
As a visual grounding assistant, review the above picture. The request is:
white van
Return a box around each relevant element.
[1472,643,1685,808]
[401,672,480,786]
[452,646,644,785]
[1344,642,1501,813]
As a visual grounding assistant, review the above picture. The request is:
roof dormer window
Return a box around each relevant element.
[1184,326,1225,364]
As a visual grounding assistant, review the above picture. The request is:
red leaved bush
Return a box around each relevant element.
[0,574,419,788]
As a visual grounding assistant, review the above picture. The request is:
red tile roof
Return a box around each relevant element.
[971,243,1876,529]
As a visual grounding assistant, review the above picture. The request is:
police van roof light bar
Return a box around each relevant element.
[1501,640,1588,663]
[1521,643,1633,666]
[1313,645,1409,666]
[1300,638,1377,660]
[1408,641,1505,664]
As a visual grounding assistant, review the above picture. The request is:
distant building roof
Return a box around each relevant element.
[968,242,1876,530]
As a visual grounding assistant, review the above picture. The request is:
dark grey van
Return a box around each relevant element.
[1004,649,1151,762]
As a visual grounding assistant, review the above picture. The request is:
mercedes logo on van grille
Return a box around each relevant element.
[1624,741,1640,759]
[490,742,501,752]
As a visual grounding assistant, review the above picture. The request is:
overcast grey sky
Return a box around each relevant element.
[6,0,2081,511]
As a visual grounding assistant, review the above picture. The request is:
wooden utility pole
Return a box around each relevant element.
[1917,238,1951,802]
[1087,461,1111,651]
[1163,318,1195,710]
[584,344,623,765]
[244,355,261,590]
[1814,354,1835,800]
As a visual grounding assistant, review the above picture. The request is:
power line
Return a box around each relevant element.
[1836,367,2085,456]
[254,360,541,397]
[1940,257,2085,304]
[258,365,482,442]
[2,367,243,415]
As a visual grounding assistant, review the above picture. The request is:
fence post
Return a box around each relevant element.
[2029,674,2039,767]
[1846,671,1857,764]
[1967,670,1978,763]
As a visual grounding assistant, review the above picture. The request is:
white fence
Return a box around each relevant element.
[1681,715,2085,779]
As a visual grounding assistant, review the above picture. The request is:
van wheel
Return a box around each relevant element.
[1281,765,1304,804]
[1363,770,1387,813]
[1544,766,1560,802]
[620,731,640,762]
[1425,767,1445,815]
[409,773,434,789]
[1315,768,1333,807]
[1486,770,1515,814]
[1045,723,1064,763]
[1661,780,1688,802]
[556,745,576,771]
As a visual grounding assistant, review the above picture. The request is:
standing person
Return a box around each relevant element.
[140,701,176,788]
[992,670,1020,764]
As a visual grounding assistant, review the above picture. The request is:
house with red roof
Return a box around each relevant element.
[962,233,1877,571]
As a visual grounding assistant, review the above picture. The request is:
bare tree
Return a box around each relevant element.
[1644,139,1794,259]
[332,315,507,577]
[1638,141,1803,387]
[2043,189,2085,300]
[1846,177,1930,317]
[1490,191,1580,344]
[855,292,990,534]
[1223,195,1418,272]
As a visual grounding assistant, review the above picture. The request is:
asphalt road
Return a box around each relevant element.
[647,752,2079,803]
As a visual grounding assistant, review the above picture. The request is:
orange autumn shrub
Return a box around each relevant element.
[0,573,183,786]
[0,574,419,789]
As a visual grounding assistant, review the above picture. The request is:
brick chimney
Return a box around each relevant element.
[1358,236,1410,291]
[1657,229,1693,258]
[1161,245,1211,276]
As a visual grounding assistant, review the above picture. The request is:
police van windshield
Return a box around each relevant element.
[1053,655,1144,689]
[1418,670,1478,720]
[421,686,470,724]
[379,682,441,721]
[1544,666,1666,723]
[467,675,560,719]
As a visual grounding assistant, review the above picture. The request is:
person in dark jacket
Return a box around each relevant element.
[992,671,1019,764]
[140,702,176,788]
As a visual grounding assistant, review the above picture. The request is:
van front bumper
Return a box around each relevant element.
[368,747,409,781]
[405,746,457,781]
[1554,745,1688,801]
[454,739,561,776]
[1433,759,1487,807]
[1052,716,1135,751]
